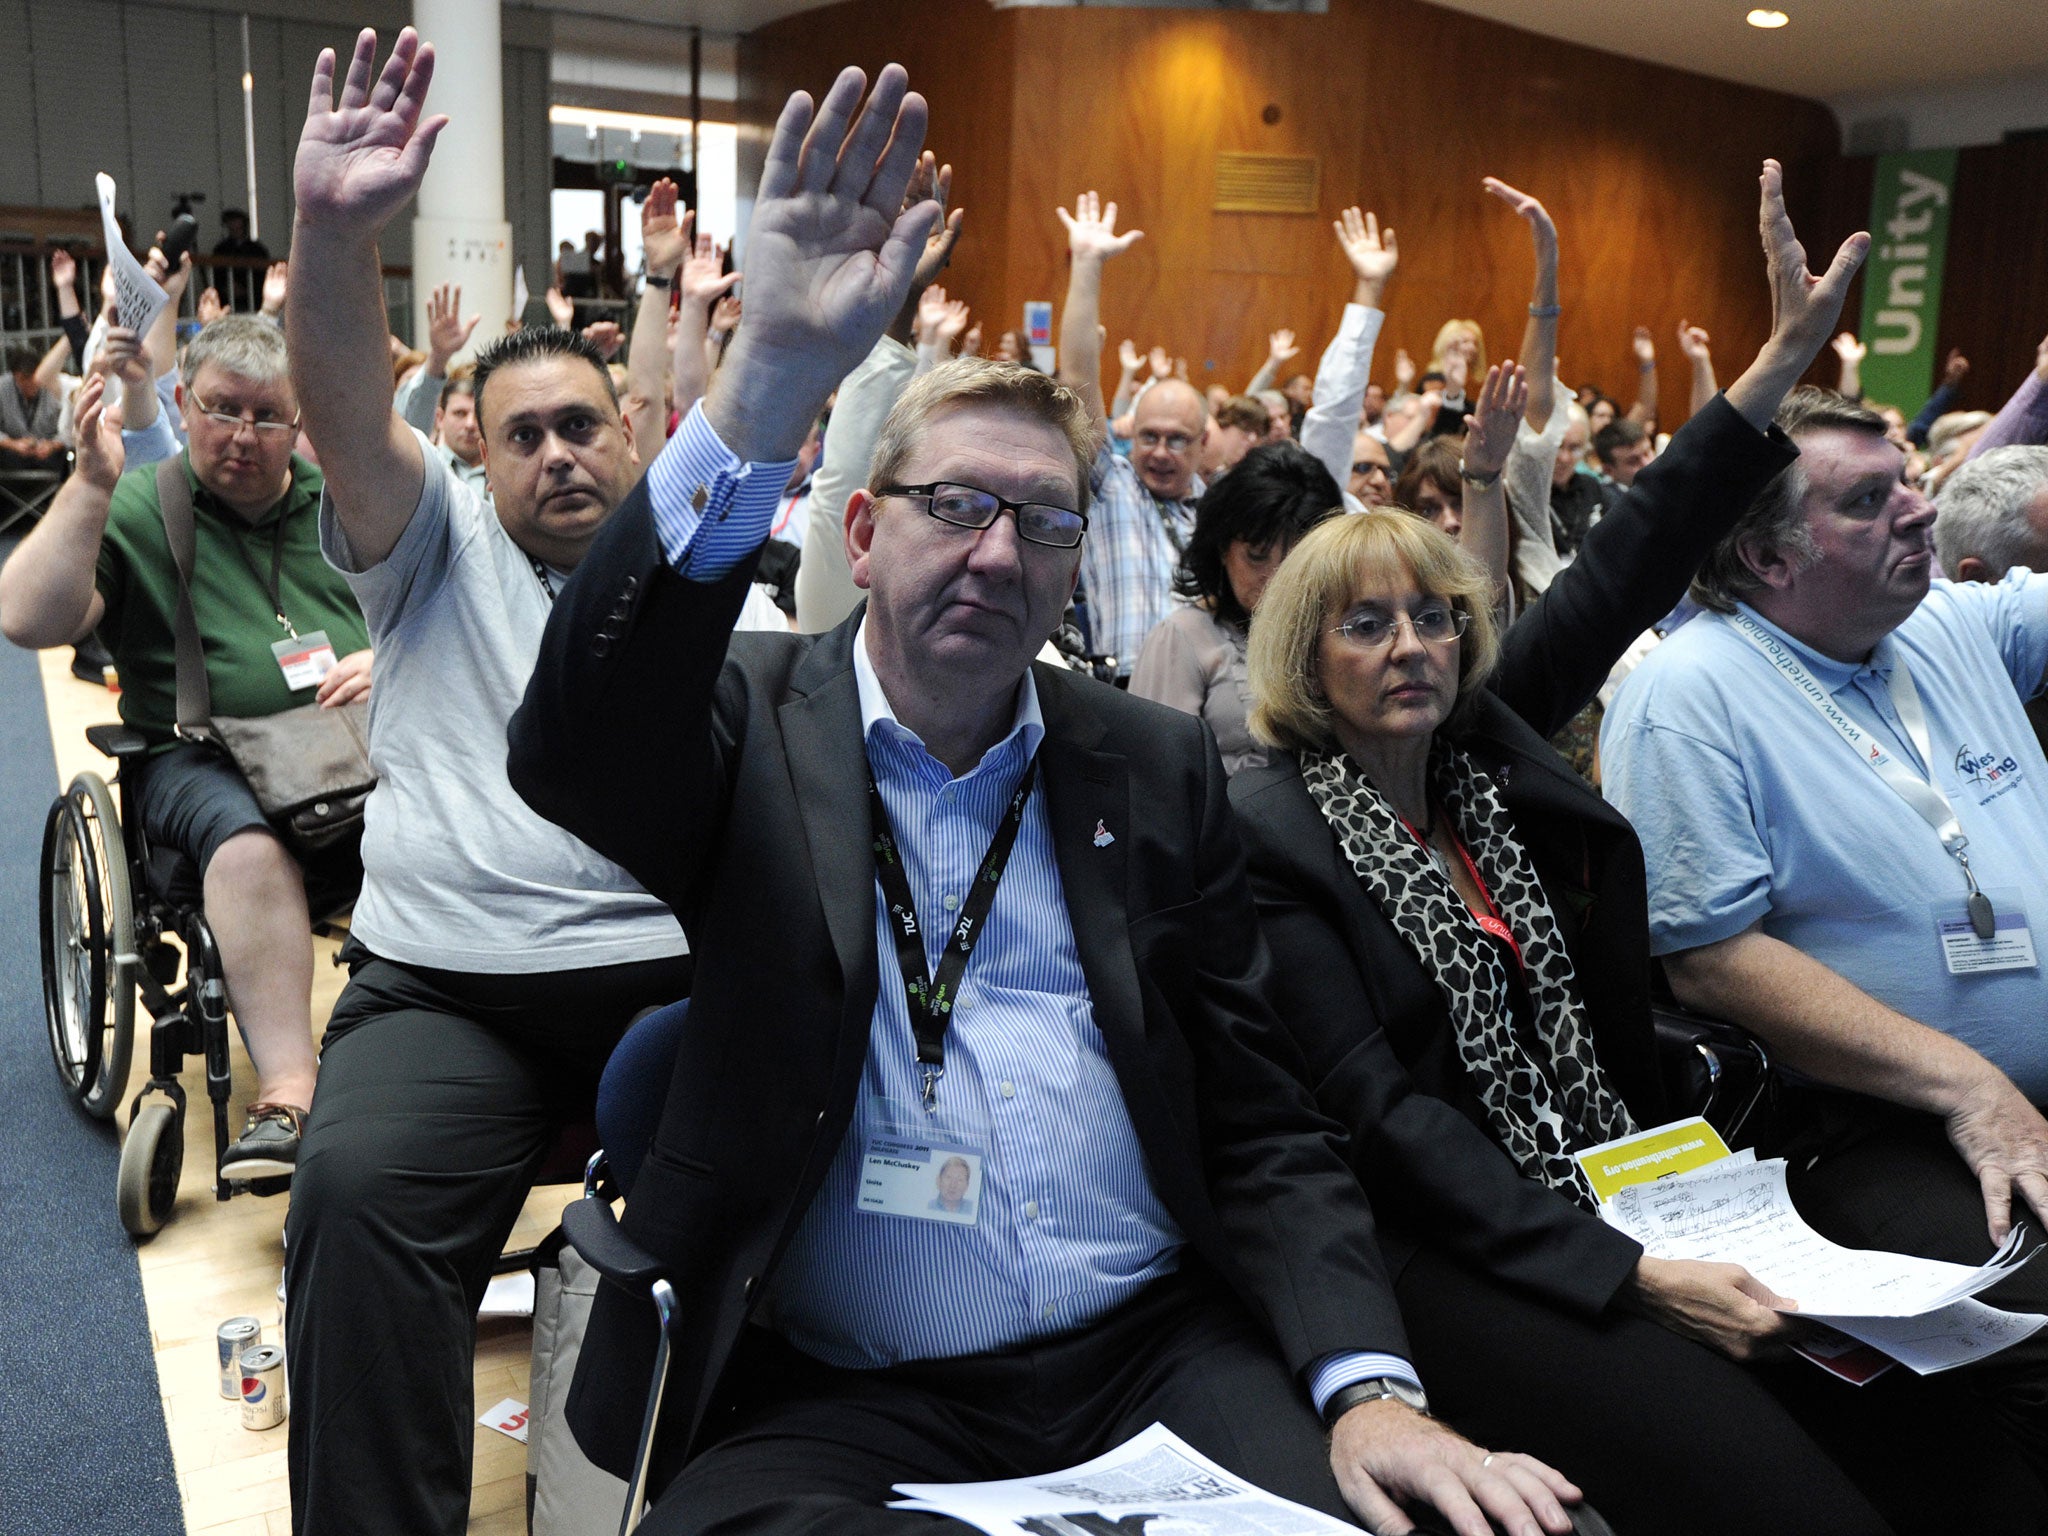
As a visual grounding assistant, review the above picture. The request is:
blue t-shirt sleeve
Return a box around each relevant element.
[1601,705,1774,956]
[1940,569,2048,701]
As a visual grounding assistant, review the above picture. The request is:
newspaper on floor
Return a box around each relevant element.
[1602,1155,2043,1371]
[889,1422,1358,1536]
[94,174,170,339]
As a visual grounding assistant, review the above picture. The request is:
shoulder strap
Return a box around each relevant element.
[155,455,215,736]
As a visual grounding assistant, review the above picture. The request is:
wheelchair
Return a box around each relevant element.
[39,721,357,1237]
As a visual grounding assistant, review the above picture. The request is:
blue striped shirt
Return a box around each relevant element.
[651,405,1417,1406]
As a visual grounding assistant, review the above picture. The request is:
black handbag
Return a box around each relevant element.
[155,457,376,854]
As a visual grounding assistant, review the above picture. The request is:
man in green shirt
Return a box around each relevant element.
[0,316,370,1179]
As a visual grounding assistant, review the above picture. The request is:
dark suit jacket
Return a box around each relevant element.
[1229,395,1796,1318]
[507,488,1408,1482]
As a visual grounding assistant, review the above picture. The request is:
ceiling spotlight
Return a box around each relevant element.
[1747,8,1790,26]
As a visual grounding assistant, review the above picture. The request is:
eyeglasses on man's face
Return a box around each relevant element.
[1134,430,1196,455]
[188,388,301,440]
[1351,459,1391,480]
[1330,603,1470,648]
[877,481,1089,550]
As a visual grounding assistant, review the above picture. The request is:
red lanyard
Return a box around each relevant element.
[1399,807,1526,974]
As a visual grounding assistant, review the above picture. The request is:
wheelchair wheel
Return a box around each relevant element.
[117,1099,184,1237]
[39,773,136,1119]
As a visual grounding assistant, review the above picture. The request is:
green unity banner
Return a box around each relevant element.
[1856,148,1960,410]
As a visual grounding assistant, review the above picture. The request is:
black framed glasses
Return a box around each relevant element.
[1330,604,1470,648]
[877,481,1089,550]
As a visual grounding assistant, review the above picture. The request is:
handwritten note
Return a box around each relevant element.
[94,173,169,338]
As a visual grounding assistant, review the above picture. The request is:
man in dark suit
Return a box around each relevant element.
[509,61,1591,1536]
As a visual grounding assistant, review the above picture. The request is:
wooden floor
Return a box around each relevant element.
[38,650,579,1535]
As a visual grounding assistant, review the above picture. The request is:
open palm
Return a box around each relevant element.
[295,28,448,236]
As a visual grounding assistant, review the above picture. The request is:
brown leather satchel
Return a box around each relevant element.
[155,457,375,853]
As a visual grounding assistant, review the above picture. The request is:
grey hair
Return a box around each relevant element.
[181,314,289,390]
[1691,387,1885,614]
[867,358,1100,516]
[1933,445,2048,577]
[1926,409,1993,463]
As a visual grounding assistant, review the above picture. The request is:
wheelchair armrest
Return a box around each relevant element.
[560,1193,667,1290]
[85,722,152,761]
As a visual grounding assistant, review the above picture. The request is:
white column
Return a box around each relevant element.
[410,0,512,360]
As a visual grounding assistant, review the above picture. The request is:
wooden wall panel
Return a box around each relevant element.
[740,0,1841,422]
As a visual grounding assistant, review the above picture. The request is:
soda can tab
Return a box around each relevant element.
[240,1343,288,1431]
[217,1317,261,1400]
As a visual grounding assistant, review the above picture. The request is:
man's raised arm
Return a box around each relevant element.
[286,27,447,567]
[1054,191,1142,425]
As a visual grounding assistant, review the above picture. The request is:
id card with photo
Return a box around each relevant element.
[1932,888,2038,977]
[857,1099,988,1227]
[272,630,338,691]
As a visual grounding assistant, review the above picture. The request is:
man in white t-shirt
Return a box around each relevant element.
[1602,387,2048,1473]
[274,30,782,1535]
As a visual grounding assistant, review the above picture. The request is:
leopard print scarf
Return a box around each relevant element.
[1300,745,1635,1209]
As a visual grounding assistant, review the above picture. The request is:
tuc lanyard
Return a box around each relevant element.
[530,559,557,605]
[868,753,1040,1113]
[228,518,295,639]
[1731,612,1997,940]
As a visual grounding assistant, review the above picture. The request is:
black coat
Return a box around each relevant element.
[1229,395,1796,1317]
[507,483,1410,1482]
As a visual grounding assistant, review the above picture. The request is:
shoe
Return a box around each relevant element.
[221,1103,305,1182]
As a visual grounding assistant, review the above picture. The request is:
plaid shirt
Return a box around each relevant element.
[1078,444,1201,677]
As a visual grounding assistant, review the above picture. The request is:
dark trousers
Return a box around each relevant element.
[639,1267,1362,1535]
[1784,1097,2048,1490]
[282,943,691,1536]
[1396,1244,2045,1534]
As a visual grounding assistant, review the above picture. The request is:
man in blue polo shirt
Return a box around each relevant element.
[1602,387,2048,1473]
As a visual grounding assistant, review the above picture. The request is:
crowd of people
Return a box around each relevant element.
[4,24,2048,1536]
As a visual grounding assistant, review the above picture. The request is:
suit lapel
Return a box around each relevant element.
[780,618,879,1011]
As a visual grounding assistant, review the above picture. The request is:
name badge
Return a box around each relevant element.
[272,630,337,691]
[858,1099,986,1227]
[1933,888,2038,976]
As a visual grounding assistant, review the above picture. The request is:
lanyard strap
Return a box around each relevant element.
[530,558,557,605]
[1152,495,1190,558]
[1400,808,1525,974]
[225,515,295,638]
[1730,612,1995,938]
[868,753,1040,1112]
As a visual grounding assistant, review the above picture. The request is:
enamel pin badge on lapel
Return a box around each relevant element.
[1093,820,1115,848]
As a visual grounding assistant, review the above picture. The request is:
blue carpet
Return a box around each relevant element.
[0,550,183,1535]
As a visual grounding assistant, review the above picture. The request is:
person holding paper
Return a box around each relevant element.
[1230,164,2040,1532]
[509,57,1598,1536]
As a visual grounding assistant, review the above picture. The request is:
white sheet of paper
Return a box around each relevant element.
[479,1396,529,1442]
[479,1270,535,1319]
[1602,1158,2030,1319]
[890,1422,1357,1535]
[94,173,169,338]
[512,264,530,326]
[1820,1297,2047,1375]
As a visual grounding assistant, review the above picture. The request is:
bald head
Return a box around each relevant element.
[1130,379,1208,500]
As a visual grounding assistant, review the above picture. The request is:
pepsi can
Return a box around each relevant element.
[240,1343,287,1430]
[217,1317,261,1399]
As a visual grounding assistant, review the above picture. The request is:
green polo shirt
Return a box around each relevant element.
[94,451,370,748]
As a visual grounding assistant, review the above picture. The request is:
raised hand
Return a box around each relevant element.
[196,285,225,327]
[711,62,936,458]
[710,292,742,335]
[936,298,969,346]
[544,285,574,329]
[1941,348,1970,389]
[143,236,192,300]
[915,282,950,344]
[69,372,125,493]
[1632,325,1656,367]
[1677,320,1713,361]
[580,320,624,361]
[426,281,478,366]
[1461,362,1529,478]
[641,177,693,280]
[960,322,982,357]
[1394,347,1416,392]
[294,28,448,238]
[1830,331,1865,366]
[261,261,291,316]
[1057,190,1143,264]
[1148,344,1172,381]
[49,248,75,292]
[1118,337,1143,375]
[1333,206,1398,305]
[1269,328,1299,365]
[1173,357,1189,382]
[1722,159,1869,430]
[904,152,964,293]
[681,233,740,307]
[99,326,152,391]
[1482,177,1557,260]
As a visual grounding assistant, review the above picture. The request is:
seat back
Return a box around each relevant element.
[595,999,690,1198]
